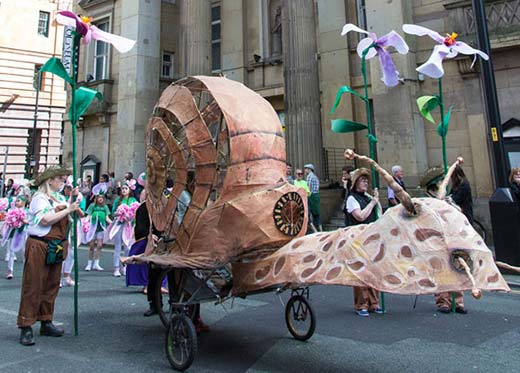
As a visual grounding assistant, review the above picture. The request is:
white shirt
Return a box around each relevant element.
[346,195,361,214]
[387,187,395,200]
[27,193,68,237]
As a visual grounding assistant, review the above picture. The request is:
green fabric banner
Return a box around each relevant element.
[417,95,440,124]
[331,119,368,133]
[70,87,103,125]
[40,57,73,85]
[437,106,453,137]
[330,85,367,115]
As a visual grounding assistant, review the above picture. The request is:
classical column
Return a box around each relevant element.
[282,0,324,178]
[179,0,212,76]
[115,0,161,175]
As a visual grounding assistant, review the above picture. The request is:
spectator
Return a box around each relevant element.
[304,163,322,232]
[294,169,310,195]
[346,168,383,317]
[509,167,520,201]
[387,165,406,207]
[341,166,354,227]
[286,163,294,185]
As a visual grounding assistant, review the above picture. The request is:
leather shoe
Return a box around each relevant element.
[40,321,64,337]
[19,327,35,346]
[437,307,450,314]
[455,306,468,314]
[143,305,158,317]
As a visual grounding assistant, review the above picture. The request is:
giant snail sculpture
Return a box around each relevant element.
[127,76,509,299]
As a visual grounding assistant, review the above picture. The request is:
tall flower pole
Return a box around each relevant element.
[70,31,81,335]
[331,24,409,313]
[403,24,489,313]
[40,11,135,335]
[361,44,379,187]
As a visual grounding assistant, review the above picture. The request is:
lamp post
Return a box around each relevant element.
[472,0,508,187]
[26,71,41,179]
[472,0,520,267]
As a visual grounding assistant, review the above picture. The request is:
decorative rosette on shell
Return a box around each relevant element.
[2,208,28,252]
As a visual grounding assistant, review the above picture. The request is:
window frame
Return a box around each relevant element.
[211,3,221,73]
[161,51,175,79]
[92,18,110,81]
[38,11,50,37]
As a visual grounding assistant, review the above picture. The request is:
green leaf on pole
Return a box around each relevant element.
[70,87,103,125]
[367,133,378,144]
[437,106,453,137]
[40,57,73,85]
[331,119,368,133]
[417,95,440,124]
[330,86,367,115]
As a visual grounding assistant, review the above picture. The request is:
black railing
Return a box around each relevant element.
[322,147,356,183]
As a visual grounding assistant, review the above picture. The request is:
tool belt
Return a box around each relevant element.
[30,235,65,265]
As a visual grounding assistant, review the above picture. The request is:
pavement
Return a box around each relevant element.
[1,246,520,372]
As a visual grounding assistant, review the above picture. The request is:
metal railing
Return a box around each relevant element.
[322,147,356,183]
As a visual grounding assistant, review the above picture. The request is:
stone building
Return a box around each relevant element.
[0,0,71,179]
[66,0,520,215]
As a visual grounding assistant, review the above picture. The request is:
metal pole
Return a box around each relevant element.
[472,0,508,187]
[26,73,41,179]
[0,146,8,198]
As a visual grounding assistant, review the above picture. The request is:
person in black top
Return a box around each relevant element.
[449,165,473,225]
[510,167,520,201]
[345,168,383,317]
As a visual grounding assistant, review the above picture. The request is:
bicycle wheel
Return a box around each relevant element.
[165,314,197,371]
[156,269,198,328]
[285,295,316,341]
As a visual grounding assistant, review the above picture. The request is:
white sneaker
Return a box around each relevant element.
[63,277,75,287]
[93,263,104,271]
[113,269,121,277]
[85,263,92,271]
[120,266,126,276]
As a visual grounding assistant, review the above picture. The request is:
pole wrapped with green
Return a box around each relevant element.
[39,11,135,335]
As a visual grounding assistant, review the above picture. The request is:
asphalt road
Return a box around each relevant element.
[1,246,520,372]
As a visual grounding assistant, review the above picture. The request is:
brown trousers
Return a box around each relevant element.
[17,212,68,327]
[353,286,380,310]
[435,291,464,309]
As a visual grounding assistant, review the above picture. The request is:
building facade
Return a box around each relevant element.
[0,0,71,180]
[66,0,520,201]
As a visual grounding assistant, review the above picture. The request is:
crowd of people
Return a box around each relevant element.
[4,160,520,346]
[0,166,213,346]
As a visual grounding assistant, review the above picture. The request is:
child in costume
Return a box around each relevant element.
[110,179,138,277]
[84,186,112,271]
[3,196,29,279]
[0,197,10,262]
[61,178,86,286]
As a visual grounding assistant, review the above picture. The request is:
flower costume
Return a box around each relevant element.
[3,198,29,279]
[109,180,138,274]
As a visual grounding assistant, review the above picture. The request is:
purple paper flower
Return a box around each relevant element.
[402,24,489,79]
[56,11,135,53]
[341,24,409,87]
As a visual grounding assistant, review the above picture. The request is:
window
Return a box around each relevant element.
[211,5,221,72]
[356,0,367,41]
[93,20,109,80]
[161,52,174,79]
[33,64,45,91]
[38,11,50,37]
